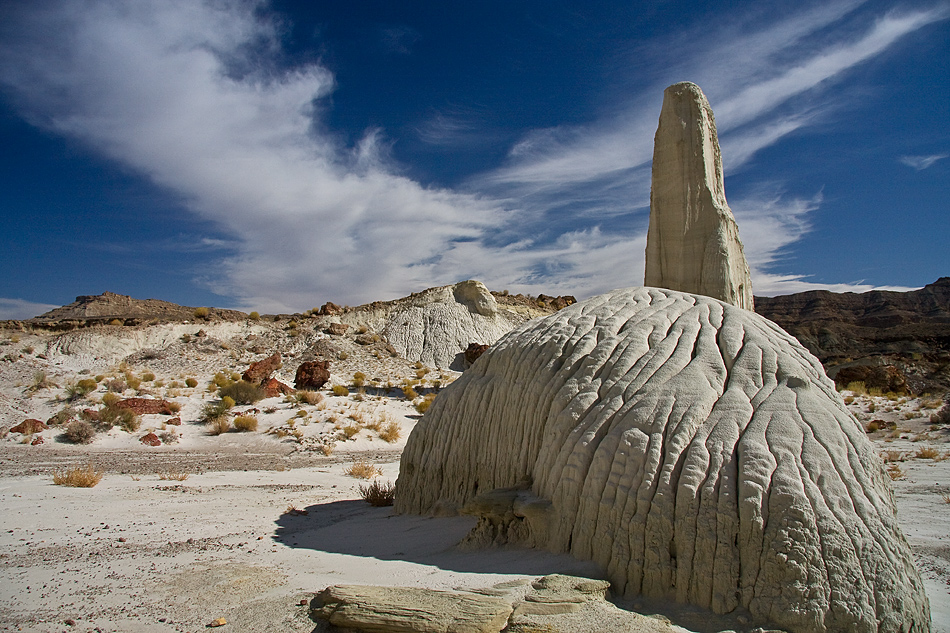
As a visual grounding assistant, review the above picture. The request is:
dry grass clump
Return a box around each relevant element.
[185,377,199,388]
[296,390,323,405]
[62,420,96,444]
[207,416,231,435]
[48,407,76,426]
[158,471,189,481]
[353,372,366,387]
[98,405,141,433]
[359,480,396,507]
[378,420,401,443]
[193,306,209,319]
[53,465,103,488]
[942,493,950,504]
[344,459,382,479]
[219,380,265,405]
[886,463,906,480]
[233,415,259,432]
[881,450,906,463]
[284,504,308,516]
[158,429,179,444]
[341,423,361,439]
[402,385,418,401]
[845,381,867,394]
[415,393,437,414]
[332,385,350,397]
[27,371,58,393]
[915,446,941,459]
[65,378,98,402]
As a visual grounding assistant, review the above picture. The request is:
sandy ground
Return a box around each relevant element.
[0,322,948,632]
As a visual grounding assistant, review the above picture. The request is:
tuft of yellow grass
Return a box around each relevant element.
[378,420,401,443]
[915,446,940,459]
[886,464,906,481]
[344,459,382,479]
[359,479,396,506]
[158,471,189,481]
[53,465,103,487]
[207,416,231,435]
[233,415,259,432]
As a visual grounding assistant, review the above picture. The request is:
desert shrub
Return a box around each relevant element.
[207,416,231,435]
[141,372,155,382]
[124,372,141,391]
[48,407,76,426]
[27,371,57,393]
[403,385,418,401]
[218,380,265,405]
[930,402,950,425]
[22,346,34,354]
[886,464,906,480]
[353,372,366,387]
[248,311,260,320]
[915,446,940,459]
[344,459,382,479]
[340,423,360,439]
[158,470,188,480]
[97,405,140,432]
[359,480,396,507]
[62,420,96,444]
[865,421,880,433]
[101,392,120,407]
[338,351,349,361]
[158,429,179,444]
[295,410,308,418]
[185,377,198,388]
[53,465,103,488]
[415,368,429,379]
[65,378,98,402]
[233,415,259,432]
[415,393,437,414]
[332,385,349,397]
[843,396,854,405]
[106,379,128,393]
[109,319,123,326]
[845,381,867,394]
[296,390,323,405]
[378,420,401,443]
[200,398,232,424]
[194,307,209,319]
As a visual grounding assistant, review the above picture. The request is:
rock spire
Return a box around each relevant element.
[645,82,754,310]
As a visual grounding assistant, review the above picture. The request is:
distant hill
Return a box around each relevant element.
[755,277,950,394]
[29,291,246,325]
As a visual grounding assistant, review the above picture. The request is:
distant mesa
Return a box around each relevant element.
[29,291,246,325]
[645,82,754,310]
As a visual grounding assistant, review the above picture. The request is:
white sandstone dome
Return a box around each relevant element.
[396,287,930,633]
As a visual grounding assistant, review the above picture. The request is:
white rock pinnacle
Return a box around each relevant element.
[645,82,754,310]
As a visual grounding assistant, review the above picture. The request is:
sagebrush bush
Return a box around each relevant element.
[233,415,258,432]
[124,372,141,391]
[415,393,437,414]
[207,416,231,435]
[218,380,265,405]
[53,465,103,488]
[98,405,140,432]
[63,420,96,444]
[332,385,349,397]
[185,377,198,388]
[403,386,418,401]
[248,311,260,320]
[141,372,155,382]
[359,480,396,506]
[353,372,366,387]
[101,392,120,407]
[106,379,127,393]
[194,307,209,319]
[296,390,323,405]
[64,378,97,401]
[48,407,76,426]
[344,459,381,479]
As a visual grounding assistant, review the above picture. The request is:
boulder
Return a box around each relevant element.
[166,417,181,426]
[11,419,47,434]
[464,343,490,366]
[295,361,330,390]
[115,398,176,415]
[139,432,161,446]
[645,82,753,310]
[242,353,281,385]
[263,378,293,398]
[396,287,929,633]
[313,584,513,633]
[319,302,344,316]
[326,322,350,336]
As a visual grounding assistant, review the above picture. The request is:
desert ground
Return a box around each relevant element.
[0,317,947,632]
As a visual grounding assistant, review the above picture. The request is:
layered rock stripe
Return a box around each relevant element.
[397,287,929,633]
[645,82,754,310]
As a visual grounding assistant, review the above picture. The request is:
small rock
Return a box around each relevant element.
[326,322,349,336]
[11,419,47,434]
[242,353,281,386]
[30,436,44,446]
[166,417,181,426]
[207,617,227,627]
[64,619,75,626]
[139,432,161,447]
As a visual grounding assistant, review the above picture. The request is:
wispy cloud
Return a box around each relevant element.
[899,153,949,170]
[0,298,59,320]
[0,1,944,310]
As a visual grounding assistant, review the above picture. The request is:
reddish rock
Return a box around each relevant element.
[116,398,177,415]
[295,361,330,390]
[82,408,101,422]
[326,323,349,336]
[166,417,182,426]
[319,302,343,316]
[31,436,44,445]
[263,378,293,398]
[464,343,490,365]
[140,432,161,446]
[11,419,47,434]
[242,353,281,386]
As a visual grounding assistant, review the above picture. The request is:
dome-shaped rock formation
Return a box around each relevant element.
[396,287,929,633]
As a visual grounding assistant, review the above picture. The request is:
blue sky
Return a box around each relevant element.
[0,0,947,318]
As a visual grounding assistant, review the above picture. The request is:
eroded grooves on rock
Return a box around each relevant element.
[645,82,754,310]
[396,287,929,633]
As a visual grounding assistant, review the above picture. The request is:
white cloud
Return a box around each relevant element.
[899,153,949,170]
[0,298,59,320]
[0,1,944,311]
